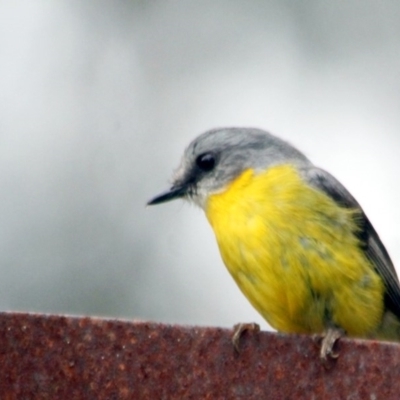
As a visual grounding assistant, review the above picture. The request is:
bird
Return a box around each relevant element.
[147,127,400,361]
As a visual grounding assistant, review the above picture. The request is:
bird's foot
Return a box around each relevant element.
[232,322,260,353]
[315,327,344,366]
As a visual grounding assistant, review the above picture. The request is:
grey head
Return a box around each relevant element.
[148,127,311,209]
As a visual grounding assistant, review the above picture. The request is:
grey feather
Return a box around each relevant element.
[174,127,312,207]
[304,166,400,318]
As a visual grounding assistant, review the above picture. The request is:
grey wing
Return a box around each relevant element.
[303,166,400,318]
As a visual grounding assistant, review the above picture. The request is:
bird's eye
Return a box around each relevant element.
[196,153,216,172]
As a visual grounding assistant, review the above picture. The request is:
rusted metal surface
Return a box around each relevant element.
[0,313,399,399]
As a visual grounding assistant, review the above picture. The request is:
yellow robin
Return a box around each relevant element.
[148,127,400,360]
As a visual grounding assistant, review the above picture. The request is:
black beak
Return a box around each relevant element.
[147,184,187,206]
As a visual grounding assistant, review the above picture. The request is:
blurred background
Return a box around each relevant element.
[0,1,399,331]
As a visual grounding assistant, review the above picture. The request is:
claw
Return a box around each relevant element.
[232,322,260,353]
[319,327,344,365]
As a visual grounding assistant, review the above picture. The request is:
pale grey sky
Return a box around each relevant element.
[0,1,399,330]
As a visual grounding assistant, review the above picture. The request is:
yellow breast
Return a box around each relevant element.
[205,165,384,336]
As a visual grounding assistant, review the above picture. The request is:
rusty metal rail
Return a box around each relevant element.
[0,312,399,399]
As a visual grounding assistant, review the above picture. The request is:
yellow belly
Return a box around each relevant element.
[205,165,385,337]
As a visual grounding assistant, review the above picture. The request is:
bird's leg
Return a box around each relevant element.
[319,326,344,363]
[232,322,260,352]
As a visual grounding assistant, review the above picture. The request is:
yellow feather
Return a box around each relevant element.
[205,165,384,337]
